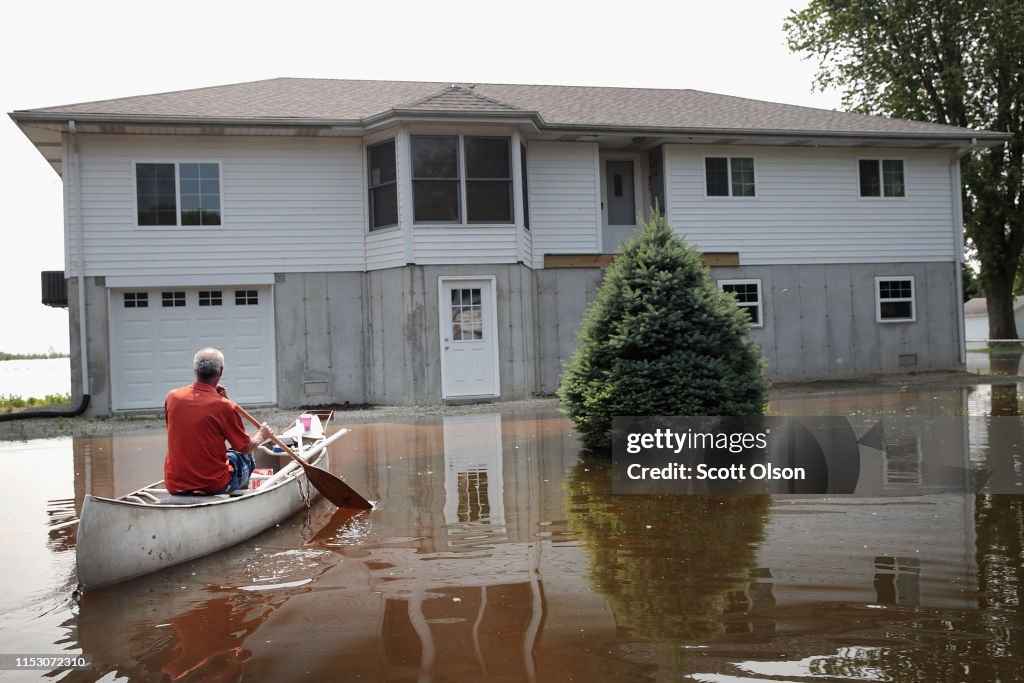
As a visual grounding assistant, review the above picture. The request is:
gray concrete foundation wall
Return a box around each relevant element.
[78,260,962,415]
[706,261,961,380]
[67,276,111,417]
[274,272,366,409]
[534,268,606,394]
[364,264,537,405]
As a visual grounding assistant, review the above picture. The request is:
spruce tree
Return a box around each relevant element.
[558,213,767,451]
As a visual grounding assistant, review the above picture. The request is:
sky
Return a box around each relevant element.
[0,0,843,355]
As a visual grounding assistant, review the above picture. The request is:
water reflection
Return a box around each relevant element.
[566,459,770,644]
[2,388,1024,680]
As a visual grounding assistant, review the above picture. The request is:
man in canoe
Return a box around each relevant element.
[164,347,273,495]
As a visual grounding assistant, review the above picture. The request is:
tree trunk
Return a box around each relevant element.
[986,267,1020,345]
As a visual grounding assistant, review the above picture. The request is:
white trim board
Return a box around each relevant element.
[106,274,276,288]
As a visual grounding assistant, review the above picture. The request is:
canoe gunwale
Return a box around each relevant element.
[84,446,328,510]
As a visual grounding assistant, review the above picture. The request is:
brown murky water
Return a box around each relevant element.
[1,382,1023,681]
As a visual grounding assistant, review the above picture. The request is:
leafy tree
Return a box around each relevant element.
[785,0,1024,342]
[558,213,766,451]
[963,262,982,302]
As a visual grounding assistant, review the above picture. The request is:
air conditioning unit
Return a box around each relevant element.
[41,271,68,308]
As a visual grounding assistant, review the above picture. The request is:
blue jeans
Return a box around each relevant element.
[215,450,256,493]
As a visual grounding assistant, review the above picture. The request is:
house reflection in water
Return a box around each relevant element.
[380,414,542,681]
[350,412,607,683]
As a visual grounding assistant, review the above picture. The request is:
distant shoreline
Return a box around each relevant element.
[0,352,70,361]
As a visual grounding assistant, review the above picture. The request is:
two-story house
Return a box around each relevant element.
[10,79,1005,415]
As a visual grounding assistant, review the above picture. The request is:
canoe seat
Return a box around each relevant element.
[158,494,229,505]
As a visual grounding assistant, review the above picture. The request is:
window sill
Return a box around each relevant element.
[703,195,759,200]
[857,195,908,200]
[413,223,517,228]
[367,225,401,235]
[135,224,225,230]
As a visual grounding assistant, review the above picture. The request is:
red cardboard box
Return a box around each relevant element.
[249,468,275,489]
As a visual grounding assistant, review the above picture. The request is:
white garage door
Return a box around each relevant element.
[109,286,277,410]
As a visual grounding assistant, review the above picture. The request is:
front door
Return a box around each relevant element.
[439,278,499,399]
[601,155,642,252]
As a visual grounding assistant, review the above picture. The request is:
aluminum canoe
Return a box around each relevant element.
[76,427,349,590]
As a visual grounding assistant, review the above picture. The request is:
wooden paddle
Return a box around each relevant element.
[236,405,372,510]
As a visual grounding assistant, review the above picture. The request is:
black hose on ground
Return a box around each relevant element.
[0,394,90,422]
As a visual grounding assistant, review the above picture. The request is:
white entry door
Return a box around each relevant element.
[439,278,500,399]
[109,286,277,410]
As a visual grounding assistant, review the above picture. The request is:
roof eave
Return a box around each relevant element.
[540,122,1009,146]
[9,111,366,130]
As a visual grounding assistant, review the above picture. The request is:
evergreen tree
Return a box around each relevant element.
[558,214,767,451]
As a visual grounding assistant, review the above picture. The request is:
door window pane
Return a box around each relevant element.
[451,288,483,341]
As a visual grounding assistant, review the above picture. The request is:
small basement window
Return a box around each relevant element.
[876,276,915,322]
[719,279,763,327]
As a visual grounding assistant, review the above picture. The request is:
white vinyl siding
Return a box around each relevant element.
[413,226,518,264]
[69,134,366,277]
[366,229,406,270]
[665,145,956,265]
[528,141,601,267]
[520,223,533,267]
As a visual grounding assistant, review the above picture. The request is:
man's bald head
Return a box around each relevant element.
[193,347,225,383]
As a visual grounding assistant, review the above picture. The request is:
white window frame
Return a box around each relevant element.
[858,158,907,199]
[703,155,757,198]
[875,276,916,323]
[410,134,514,226]
[718,278,764,328]
[133,161,225,229]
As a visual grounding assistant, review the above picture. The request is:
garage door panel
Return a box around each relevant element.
[110,286,276,410]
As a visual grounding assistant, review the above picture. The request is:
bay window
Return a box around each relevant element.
[411,135,513,224]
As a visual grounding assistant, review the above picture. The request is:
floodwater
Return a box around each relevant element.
[1,382,1024,681]
[0,358,71,398]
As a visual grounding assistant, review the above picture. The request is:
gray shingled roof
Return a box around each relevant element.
[12,77,1003,139]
